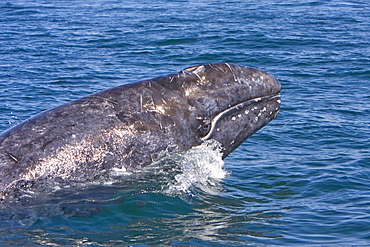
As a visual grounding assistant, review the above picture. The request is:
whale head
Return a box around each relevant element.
[168,63,281,157]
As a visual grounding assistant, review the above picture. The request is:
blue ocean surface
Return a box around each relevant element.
[1,0,370,246]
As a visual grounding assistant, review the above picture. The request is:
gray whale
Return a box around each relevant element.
[0,63,281,200]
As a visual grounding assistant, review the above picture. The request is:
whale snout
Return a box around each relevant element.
[184,63,281,157]
[238,66,281,102]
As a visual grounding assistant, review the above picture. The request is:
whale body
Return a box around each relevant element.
[0,63,281,200]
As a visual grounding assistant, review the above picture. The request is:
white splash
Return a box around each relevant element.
[82,140,227,195]
[165,140,228,194]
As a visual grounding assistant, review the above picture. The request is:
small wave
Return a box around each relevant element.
[164,140,227,195]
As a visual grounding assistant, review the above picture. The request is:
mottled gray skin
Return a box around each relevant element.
[0,63,281,200]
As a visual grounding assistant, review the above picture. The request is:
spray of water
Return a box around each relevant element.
[164,140,228,195]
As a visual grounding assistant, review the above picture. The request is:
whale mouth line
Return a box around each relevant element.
[201,93,281,141]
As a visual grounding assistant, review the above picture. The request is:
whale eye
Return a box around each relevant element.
[198,120,211,136]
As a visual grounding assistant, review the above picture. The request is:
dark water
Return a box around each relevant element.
[1,0,370,246]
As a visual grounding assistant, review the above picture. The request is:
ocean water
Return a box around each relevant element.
[0,0,370,246]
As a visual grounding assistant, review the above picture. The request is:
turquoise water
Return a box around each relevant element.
[1,0,370,246]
